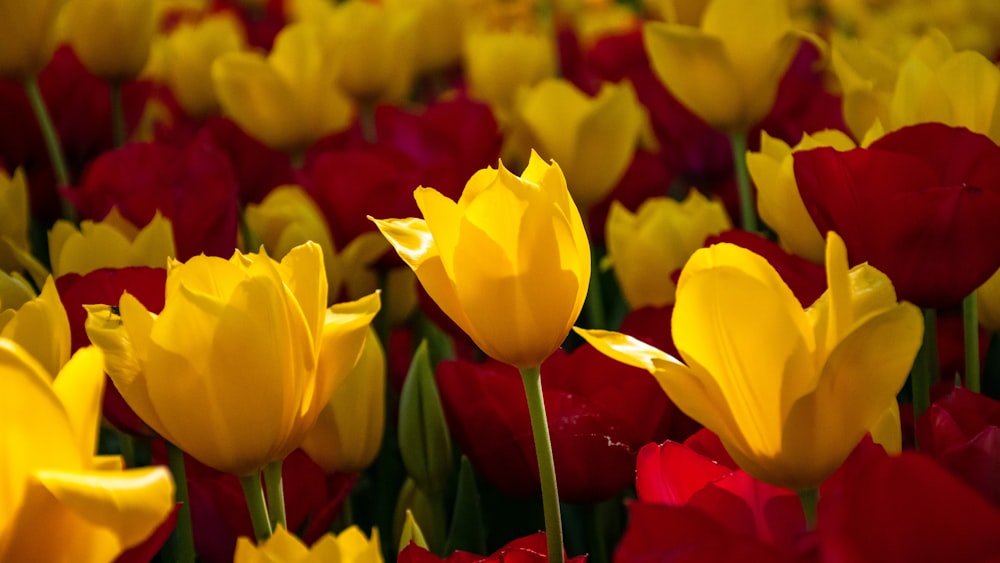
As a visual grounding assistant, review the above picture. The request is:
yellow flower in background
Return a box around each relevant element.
[48,210,176,278]
[58,0,155,81]
[235,525,382,563]
[643,0,807,133]
[577,232,922,490]
[0,168,30,274]
[0,277,71,377]
[747,129,856,263]
[0,0,65,80]
[212,22,354,155]
[514,79,645,210]
[157,12,246,117]
[85,242,380,476]
[301,328,385,473]
[605,191,731,309]
[372,151,590,369]
[464,31,556,112]
[643,0,709,25]
[0,341,175,562]
[389,0,463,74]
[978,267,1000,332]
[0,271,35,312]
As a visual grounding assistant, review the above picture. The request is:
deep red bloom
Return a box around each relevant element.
[794,123,1000,308]
[436,345,673,503]
[399,532,587,563]
[115,504,178,563]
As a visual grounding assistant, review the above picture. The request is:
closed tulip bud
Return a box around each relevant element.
[235,525,383,563]
[84,242,381,476]
[0,0,65,80]
[578,232,922,490]
[514,79,645,210]
[0,168,30,274]
[159,12,246,117]
[48,210,176,279]
[301,328,386,473]
[747,129,856,264]
[464,30,556,112]
[58,0,155,81]
[0,341,175,561]
[372,151,590,369]
[0,277,71,377]
[398,510,429,553]
[605,192,731,309]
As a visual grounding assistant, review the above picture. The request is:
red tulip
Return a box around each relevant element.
[399,533,586,563]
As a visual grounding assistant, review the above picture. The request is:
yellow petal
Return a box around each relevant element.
[213,51,303,152]
[277,241,328,347]
[235,525,309,561]
[51,347,106,462]
[0,276,71,376]
[870,400,902,455]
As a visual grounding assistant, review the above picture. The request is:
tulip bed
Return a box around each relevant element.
[3,0,1000,561]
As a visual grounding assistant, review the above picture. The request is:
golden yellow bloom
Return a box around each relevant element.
[577,232,922,490]
[58,0,155,81]
[0,168,30,274]
[389,0,463,73]
[0,0,65,80]
[0,277,71,377]
[464,30,556,112]
[212,22,354,155]
[158,12,246,117]
[605,191,731,309]
[84,242,380,475]
[48,210,176,278]
[301,328,385,473]
[235,525,382,563]
[372,151,590,368]
[978,267,1000,332]
[747,129,856,263]
[0,271,35,311]
[643,0,807,133]
[0,341,175,561]
[514,79,645,210]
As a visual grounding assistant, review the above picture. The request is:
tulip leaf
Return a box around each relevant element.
[443,456,487,555]
[398,340,454,494]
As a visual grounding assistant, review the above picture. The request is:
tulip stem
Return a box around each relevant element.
[360,101,377,144]
[23,76,77,222]
[166,443,196,563]
[797,488,819,531]
[519,365,564,563]
[964,293,981,393]
[912,308,938,422]
[263,459,287,530]
[729,132,758,233]
[240,472,273,542]
[586,245,607,329]
[110,81,127,148]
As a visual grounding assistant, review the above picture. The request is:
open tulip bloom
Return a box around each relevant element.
[577,232,923,524]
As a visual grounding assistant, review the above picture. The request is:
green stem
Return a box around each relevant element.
[110,81,127,147]
[730,132,758,233]
[587,501,609,563]
[797,488,819,531]
[166,443,196,563]
[519,366,564,563]
[912,308,938,422]
[263,459,287,530]
[359,101,377,144]
[965,293,981,393]
[118,430,136,468]
[239,204,261,253]
[239,472,273,542]
[23,76,76,222]
[586,245,606,329]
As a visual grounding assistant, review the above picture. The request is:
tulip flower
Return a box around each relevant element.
[212,22,354,155]
[399,533,587,563]
[47,210,176,278]
[978,267,1000,332]
[0,167,29,273]
[794,123,1000,309]
[0,271,34,311]
[84,242,380,476]
[234,525,382,563]
[0,276,71,377]
[746,129,856,264]
[0,341,175,561]
[605,191,731,309]
[463,31,556,112]
[577,231,922,491]
[0,0,65,80]
[514,79,646,210]
[371,151,589,369]
[58,0,155,82]
[389,0,462,74]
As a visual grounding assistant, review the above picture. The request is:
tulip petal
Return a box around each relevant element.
[277,241,328,347]
[51,347,106,462]
[213,52,301,152]
[312,291,382,419]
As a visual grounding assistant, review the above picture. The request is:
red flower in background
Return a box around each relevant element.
[399,533,587,563]
[436,345,673,503]
[794,123,1000,308]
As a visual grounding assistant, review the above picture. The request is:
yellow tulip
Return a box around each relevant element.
[0,271,35,311]
[464,30,556,112]
[388,0,463,74]
[235,525,382,563]
[159,12,246,117]
[605,191,731,309]
[747,129,856,263]
[978,267,1000,332]
[84,242,380,476]
[514,78,645,210]
[301,328,385,473]
[0,341,175,561]
[577,232,922,490]
[0,168,30,274]
[212,22,354,155]
[372,151,590,369]
[0,276,71,377]
[58,0,155,81]
[48,210,176,278]
[642,0,807,133]
[0,0,65,80]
